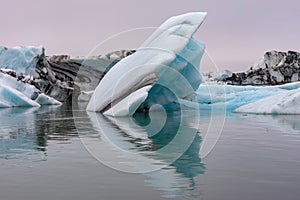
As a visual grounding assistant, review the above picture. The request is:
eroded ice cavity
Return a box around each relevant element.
[87,12,207,116]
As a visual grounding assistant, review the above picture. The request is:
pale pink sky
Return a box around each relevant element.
[1,0,299,71]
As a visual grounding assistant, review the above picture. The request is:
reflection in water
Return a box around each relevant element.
[83,110,206,199]
[0,103,206,199]
[0,104,80,163]
[0,107,46,162]
[235,114,300,135]
[1,103,300,198]
[144,125,205,199]
[134,112,205,198]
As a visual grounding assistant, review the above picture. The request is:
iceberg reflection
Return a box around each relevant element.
[236,113,300,135]
[0,104,78,163]
[84,109,205,198]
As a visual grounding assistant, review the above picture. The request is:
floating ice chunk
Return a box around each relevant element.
[86,48,174,113]
[234,87,300,114]
[0,72,40,107]
[87,12,207,116]
[0,84,40,107]
[104,85,152,116]
[197,82,300,111]
[0,72,61,107]
[78,91,94,102]
[35,93,62,105]
[196,83,286,110]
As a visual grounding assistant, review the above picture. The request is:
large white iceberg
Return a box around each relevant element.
[87,12,207,116]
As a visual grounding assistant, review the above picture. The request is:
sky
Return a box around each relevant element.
[1,0,300,71]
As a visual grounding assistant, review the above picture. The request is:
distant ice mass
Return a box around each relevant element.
[197,84,280,110]
[0,46,43,76]
[1,14,300,115]
[87,12,207,116]
[0,71,61,107]
[197,82,300,114]
[0,46,62,107]
[0,44,135,108]
[218,51,300,85]
[199,50,300,115]
[234,85,300,114]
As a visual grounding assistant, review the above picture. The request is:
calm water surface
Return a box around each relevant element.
[0,103,300,200]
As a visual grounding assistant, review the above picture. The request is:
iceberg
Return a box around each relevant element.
[197,81,300,114]
[0,72,39,107]
[234,87,300,114]
[87,12,207,116]
[0,45,137,108]
[0,46,43,76]
[0,70,61,107]
[197,83,283,110]
[0,46,62,107]
[218,51,300,85]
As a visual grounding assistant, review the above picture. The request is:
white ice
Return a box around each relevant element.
[0,46,43,76]
[0,72,40,107]
[0,45,62,107]
[198,82,300,114]
[234,87,300,114]
[0,71,61,107]
[35,93,62,106]
[104,85,152,116]
[87,12,207,116]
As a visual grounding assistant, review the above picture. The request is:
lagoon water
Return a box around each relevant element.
[0,103,300,200]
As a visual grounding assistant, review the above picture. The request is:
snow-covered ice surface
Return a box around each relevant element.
[0,72,40,107]
[0,46,62,107]
[198,82,300,114]
[87,12,207,116]
[0,70,61,107]
[35,93,62,106]
[234,87,300,114]
[197,84,279,110]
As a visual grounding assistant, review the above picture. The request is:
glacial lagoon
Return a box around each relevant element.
[0,104,300,200]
